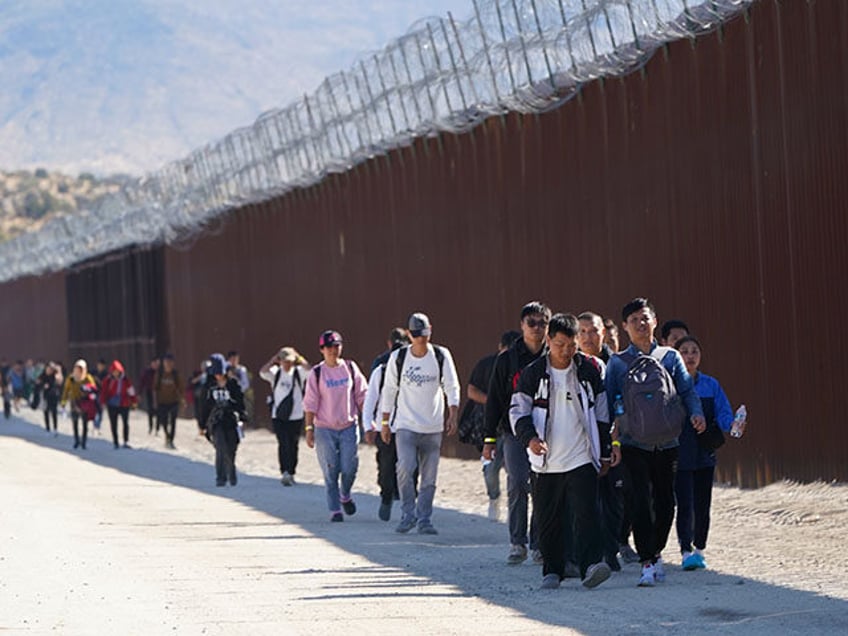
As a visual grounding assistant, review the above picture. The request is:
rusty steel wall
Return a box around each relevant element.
[163,0,848,485]
[0,1,844,485]
[0,271,68,364]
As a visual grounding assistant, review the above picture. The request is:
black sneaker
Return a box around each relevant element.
[341,499,356,516]
[378,501,392,522]
[330,512,344,522]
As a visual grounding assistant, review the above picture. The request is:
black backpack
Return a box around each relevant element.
[618,347,686,446]
[271,366,303,421]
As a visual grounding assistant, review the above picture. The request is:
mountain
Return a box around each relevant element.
[0,168,128,240]
[0,0,470,176]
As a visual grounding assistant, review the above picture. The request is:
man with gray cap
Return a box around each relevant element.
[259,346,309,486]
[380,312,460,535]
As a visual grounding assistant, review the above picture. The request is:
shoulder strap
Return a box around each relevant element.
[394,346,409,382]
[273,367,282,391]
[432,345,445,384]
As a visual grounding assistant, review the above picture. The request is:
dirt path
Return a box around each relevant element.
[1,411,846,635]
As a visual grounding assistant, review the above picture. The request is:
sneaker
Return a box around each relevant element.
[682,551,700,571]
[563,561,581,579]
[605,554,622,572]
[395,518,416,533]
[229,474,237,486]
[122,442,131,449]
[507,544,528,565]
[216,481,226,487]
[341,499,357,516]
[654,557,666,582]
[330,512,344,522]
[638,563,656,587]
[619,543,640,564]
[531,549,544,565]
[540,573,561,590]
[487,498,500,522]
[418,523,438,535]
[378,501,392,522]
[583,561,612,589]
[694,551,707,569]
[281,472,293,487]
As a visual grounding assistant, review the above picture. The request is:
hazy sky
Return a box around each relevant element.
[0,0,478,173]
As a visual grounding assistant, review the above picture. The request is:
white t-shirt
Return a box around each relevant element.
[379,345,460,434]
[545,363,592,473]
[262,365,305,421]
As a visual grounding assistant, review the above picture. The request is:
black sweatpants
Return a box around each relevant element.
[71,411,89,448]
[108,405,130,447]
[157,402,179,444]
[598,464,627,561]
[621,445,678,564]
[44,397,59,431]
[375,432,399,505]
[272,418,303,476]
[675,466,715,553]
[534,463,603,580]
[214,425,240,485]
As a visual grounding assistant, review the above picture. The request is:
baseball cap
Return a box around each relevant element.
[319,330,343,348]
[408,312,432,338]
[278,347,298,362]
[208,353,228,376]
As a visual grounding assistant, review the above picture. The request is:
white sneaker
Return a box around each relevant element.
[638,563,656,587]
[654,557,666,582]
[487,498,500,522]
[281,472,293,487]
[582,561,612,589]
[507,544,528,564]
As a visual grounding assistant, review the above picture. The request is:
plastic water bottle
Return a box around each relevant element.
[730,404,747,438]
[613,394,625,418]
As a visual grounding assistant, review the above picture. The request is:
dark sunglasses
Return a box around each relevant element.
[525,318,548,328]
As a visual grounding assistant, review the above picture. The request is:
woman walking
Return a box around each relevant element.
[100,360,139,449]
[36,362,63,435]
[60,360,99,450]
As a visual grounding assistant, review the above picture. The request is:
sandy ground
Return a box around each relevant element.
[1,408,846,636]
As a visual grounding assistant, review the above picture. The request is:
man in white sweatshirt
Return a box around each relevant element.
[380,312,460,535]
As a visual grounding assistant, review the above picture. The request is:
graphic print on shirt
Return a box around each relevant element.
[403,363,437,388]
[325,376,349,389]
[211,386,232,405]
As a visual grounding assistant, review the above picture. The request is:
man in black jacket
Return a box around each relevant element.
[510,313,618,590]
[482,301,550,565]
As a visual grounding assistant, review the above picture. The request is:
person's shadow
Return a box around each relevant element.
[4,414,847,634]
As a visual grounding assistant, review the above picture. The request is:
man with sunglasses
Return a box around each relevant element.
[482,301,551,565]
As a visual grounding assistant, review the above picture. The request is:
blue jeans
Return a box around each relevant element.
[483,436,505,500]
[396,429,442,527]
[503,433,537,549]
[314,425,359,513]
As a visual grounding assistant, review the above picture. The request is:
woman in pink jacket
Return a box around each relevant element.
[303,330,367,522]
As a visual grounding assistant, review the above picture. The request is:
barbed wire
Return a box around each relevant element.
[0,0,751,282]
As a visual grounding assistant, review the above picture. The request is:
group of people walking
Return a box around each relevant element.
[5,297,744,592]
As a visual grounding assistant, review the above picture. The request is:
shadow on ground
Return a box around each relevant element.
[4,413,847,634]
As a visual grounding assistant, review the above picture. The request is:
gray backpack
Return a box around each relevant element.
[618,347,686,446]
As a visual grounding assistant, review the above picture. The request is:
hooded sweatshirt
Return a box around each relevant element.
[101,361,138,408]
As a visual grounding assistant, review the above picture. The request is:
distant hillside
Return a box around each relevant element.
[0,1,467,176]
[0,169,128,241]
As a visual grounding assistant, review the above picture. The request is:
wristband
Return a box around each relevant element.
[304,425,314,431]
[483,437,497,444]
[381,422,390,428]
[611,440,621,447]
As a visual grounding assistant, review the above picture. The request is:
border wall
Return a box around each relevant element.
[0,0,845,486]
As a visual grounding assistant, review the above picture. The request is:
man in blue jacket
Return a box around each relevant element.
[605,298,705,587]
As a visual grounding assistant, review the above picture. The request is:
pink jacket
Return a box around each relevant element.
[303,360,367,430]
